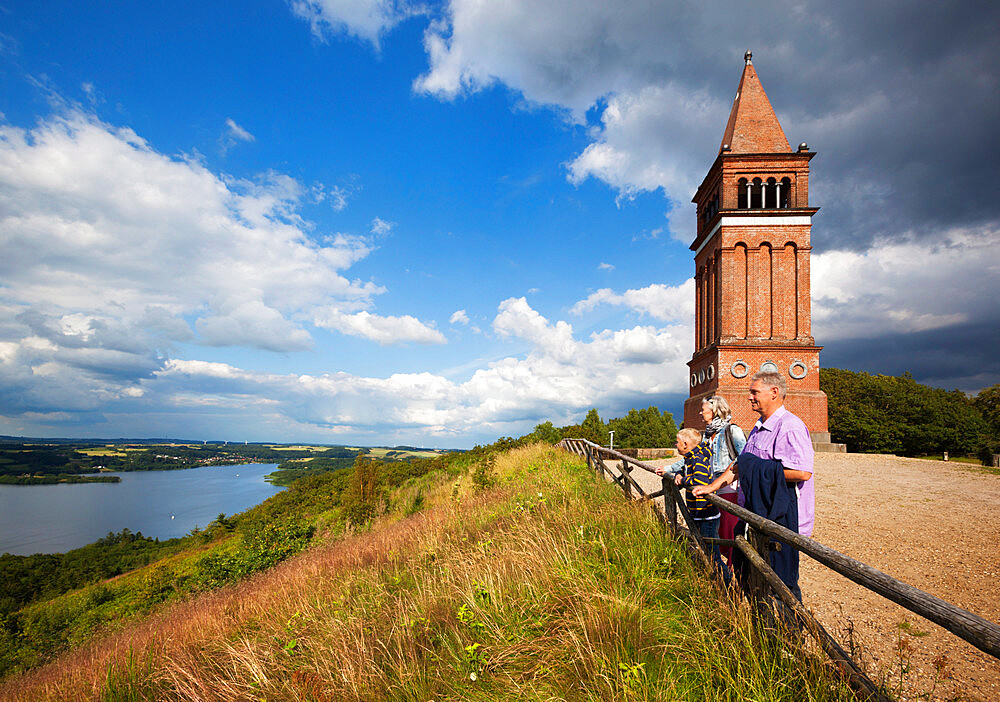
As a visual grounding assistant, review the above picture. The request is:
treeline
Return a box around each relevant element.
[489,405,678,451]
[0,529,187,619]
[266,456,357,486]
[0,474,120,485]
[0,443,360,483]
[821,368,999,459]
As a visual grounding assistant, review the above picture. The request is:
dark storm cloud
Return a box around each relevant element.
[774,2,1000,250]
[666,0,1000,251]
[422,0,1000,251]
[822,320,1000,393]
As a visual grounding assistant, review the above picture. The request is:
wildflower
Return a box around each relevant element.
[470,672,478,681]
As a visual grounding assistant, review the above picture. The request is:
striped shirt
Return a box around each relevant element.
[679,441,719,521]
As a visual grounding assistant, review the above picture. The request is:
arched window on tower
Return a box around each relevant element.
[765,177,777,208]
[780,177,792,208]
[750,178,763,209]
[738,178,748,209]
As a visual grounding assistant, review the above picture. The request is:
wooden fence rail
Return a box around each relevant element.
[556,437,1000,699]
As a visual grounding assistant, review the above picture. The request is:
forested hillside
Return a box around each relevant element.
[526,406,677,449]
[820,369,997,458]
[0,442,361,485]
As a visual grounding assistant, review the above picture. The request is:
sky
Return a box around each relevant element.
[1,0,998,447]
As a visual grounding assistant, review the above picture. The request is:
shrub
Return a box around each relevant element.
[821,369,989,455]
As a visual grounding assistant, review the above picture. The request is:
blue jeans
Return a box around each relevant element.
[697,518,730,580]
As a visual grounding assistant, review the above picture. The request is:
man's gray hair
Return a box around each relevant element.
[750,369,787,398]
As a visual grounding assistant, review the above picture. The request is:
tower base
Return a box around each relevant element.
[683,388,829,436]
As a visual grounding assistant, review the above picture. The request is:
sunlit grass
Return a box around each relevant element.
[368,447,445,459]
[1,444,852,701]
[913,454,982,465]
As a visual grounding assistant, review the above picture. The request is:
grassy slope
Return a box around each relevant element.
[0,445,851,701]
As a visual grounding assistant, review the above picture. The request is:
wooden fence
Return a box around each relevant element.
[557,438,1000,702]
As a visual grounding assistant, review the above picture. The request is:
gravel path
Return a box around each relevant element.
[601,452,1000,701]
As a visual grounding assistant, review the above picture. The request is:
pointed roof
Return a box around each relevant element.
[719,53,791,154]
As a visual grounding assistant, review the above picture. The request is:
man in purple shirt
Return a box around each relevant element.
[693,370,815,537]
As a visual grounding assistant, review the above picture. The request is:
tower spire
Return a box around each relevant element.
[719,53,790,154]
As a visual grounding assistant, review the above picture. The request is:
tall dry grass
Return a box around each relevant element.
[1,444,853,701]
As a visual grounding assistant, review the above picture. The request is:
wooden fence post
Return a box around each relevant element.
[621,461,633,499]
[747,528,771,602]
[671,483,714,571]
[733,536,891,702]
[662,475,677,535]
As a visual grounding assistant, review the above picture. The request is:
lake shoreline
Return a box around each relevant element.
[0,462,285,556]
[0,459,275,486]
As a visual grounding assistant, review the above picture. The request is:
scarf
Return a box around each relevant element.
[704,416,727,437]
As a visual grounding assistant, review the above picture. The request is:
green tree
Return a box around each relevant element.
[607,406,677,449]
[580,408,607,444]
[820,368,987,456]
[342,455,383,526]
[974,384,1000,431]
[973,384,1000,462]
[524,421,562,445]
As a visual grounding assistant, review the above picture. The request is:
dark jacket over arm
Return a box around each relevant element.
[734,453,800,600]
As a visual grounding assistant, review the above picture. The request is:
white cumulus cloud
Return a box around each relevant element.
[147,297,692,443]
[812,227,1000,340]
[571,281,694,323]
[0,110,440,420]
[291,0,415,47]
[314,309,445,345]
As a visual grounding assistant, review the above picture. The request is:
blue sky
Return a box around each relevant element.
[1,1,998,447]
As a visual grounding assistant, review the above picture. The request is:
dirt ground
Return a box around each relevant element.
[800,453,1000,701]
[620,453,1000,701]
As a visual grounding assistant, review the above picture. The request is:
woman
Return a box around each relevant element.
[700,396,746,566]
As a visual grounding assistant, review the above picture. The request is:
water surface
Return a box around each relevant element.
[0,463,284,556]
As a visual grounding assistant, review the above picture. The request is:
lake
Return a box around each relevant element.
[0,463,285,556]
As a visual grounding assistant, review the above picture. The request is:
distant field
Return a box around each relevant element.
[77,448,127,457]
[264,445,343,452]
[367,447,443,459]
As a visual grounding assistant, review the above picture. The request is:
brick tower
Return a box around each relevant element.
[682,52,829,439]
